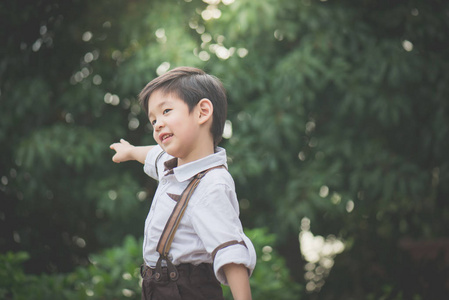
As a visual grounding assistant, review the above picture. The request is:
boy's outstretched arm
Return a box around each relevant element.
[223,263,252,300]
[109,139,154,164]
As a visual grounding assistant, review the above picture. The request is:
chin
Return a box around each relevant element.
[163,147,179,158]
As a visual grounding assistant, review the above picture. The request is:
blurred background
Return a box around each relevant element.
[1,0,449,299]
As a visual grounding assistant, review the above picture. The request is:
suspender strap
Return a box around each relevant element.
[154,165,225,281]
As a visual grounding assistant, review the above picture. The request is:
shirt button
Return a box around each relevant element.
[161,178,167,185]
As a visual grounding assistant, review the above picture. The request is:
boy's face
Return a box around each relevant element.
[147,90,202,162]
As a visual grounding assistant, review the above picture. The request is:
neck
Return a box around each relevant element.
[177,138,215,167]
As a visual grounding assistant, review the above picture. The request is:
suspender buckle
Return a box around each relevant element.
[155,255,179,281]
[166,257,179,281]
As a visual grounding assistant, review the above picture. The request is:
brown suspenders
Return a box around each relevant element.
[153,165,225,281]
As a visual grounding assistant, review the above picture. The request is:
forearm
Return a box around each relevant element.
[110,139,154,164]
[223,263,252,300]
[129,146,154,164]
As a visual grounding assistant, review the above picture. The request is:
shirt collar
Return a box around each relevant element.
[163,147,228,182]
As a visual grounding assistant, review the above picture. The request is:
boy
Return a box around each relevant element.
[110,67,256,300]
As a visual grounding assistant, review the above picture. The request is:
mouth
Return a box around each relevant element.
[159,133,173,143]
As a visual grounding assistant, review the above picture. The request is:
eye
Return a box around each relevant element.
[163,109,171,114]
[150,119,156,126]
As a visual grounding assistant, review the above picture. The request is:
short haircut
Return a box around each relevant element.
[139,66,228,147]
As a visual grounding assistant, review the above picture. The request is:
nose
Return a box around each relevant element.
[154,119,164,131]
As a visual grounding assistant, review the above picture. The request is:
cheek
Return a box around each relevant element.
[152,130,158,142]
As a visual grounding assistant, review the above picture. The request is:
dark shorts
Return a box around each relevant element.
[140,263,225,300]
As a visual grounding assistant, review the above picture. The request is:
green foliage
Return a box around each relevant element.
[1,229,301,300]
[0,236,142,300]
[68,235,143,300]
[246,228,303,300]
[0,251,30,299]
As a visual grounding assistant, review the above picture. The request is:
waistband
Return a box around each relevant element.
[140,263,214,281]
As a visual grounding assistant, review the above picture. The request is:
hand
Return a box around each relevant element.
[109,139,135,163]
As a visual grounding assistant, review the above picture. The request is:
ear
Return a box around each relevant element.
[197,98,213,125]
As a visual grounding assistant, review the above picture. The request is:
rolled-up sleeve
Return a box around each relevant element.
[189,181,256,285]
[213,234,256,284]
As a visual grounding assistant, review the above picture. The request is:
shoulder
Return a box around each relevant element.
[200,167,235,188]
[188,167,237,208]
[143,146,174,180]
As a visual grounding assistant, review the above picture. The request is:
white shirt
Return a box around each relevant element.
[142,145,256,284]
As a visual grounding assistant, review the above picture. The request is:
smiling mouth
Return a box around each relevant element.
[160,134,173,142]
